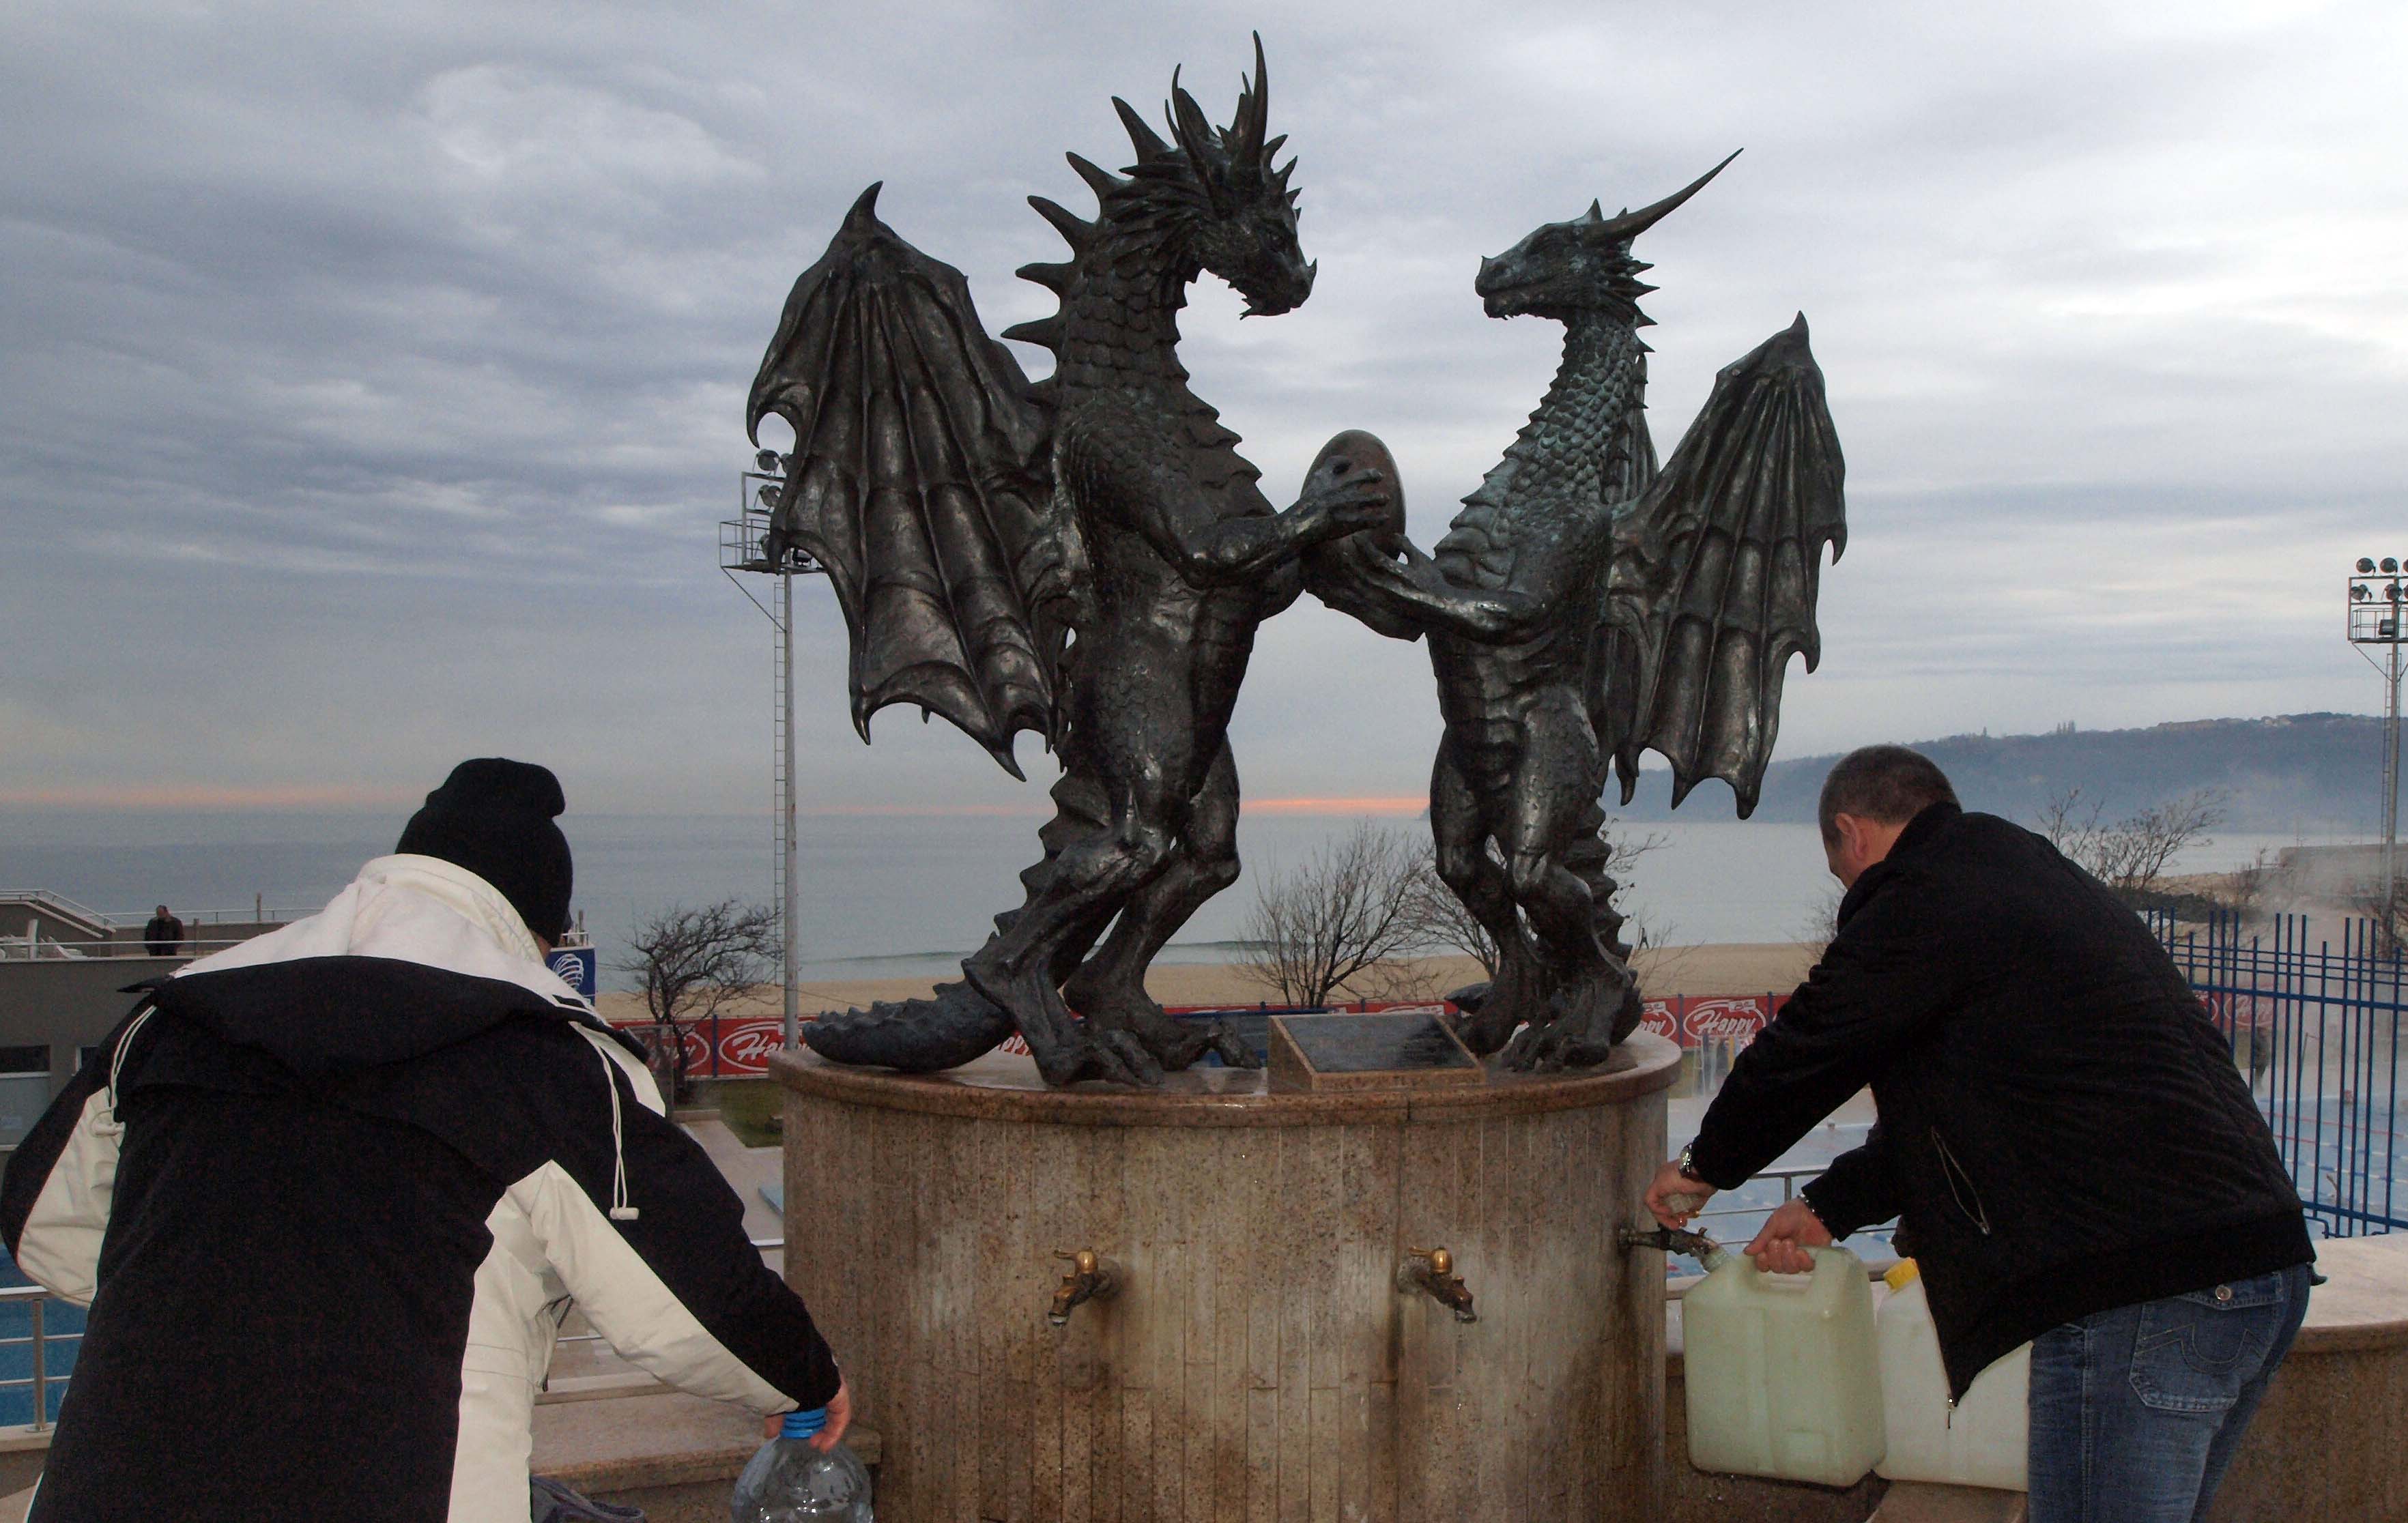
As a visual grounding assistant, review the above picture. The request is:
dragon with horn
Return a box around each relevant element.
[1319,152,1848,1071]
[749,40,1395,1086]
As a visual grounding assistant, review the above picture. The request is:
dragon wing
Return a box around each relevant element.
[747,184,1077,779]
[1595,314,1846,816]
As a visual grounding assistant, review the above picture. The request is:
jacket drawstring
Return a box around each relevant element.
[595,1042,640,1222]
[92,1006,158,1138]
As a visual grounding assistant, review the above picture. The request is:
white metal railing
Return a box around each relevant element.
[0,890,110,927]
[1685,1161,1824,1227]
[0,935,267,962]
[0,1283,73,1432]
[0,894,296,926]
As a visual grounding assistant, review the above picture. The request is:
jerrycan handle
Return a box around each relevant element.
[1711,1243,1854,1294]
[1805,1244,1863,1307]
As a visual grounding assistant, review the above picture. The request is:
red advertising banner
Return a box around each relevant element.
[616,993,1790,1076]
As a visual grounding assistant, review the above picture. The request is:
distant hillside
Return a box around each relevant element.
[1615,714,2390,835]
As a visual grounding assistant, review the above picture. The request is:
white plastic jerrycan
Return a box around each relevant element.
[1682,1243,1885,1486]
[1875,1260,2029,1491]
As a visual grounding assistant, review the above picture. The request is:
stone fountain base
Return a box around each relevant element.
[771,1031,1681,1522]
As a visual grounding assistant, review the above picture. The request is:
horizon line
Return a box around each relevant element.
[0,788,1435,818]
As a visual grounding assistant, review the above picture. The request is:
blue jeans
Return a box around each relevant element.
[2027,1263,2311,1522]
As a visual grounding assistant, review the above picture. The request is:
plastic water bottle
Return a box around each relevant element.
[730,1408,873,1522]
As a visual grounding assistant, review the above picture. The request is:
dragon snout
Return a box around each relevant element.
[1474,255,1525,317]
[1240,256,1315,319]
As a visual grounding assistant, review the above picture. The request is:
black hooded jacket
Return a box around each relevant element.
[1685,803,2312,1399]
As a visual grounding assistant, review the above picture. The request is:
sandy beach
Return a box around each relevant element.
[592,940,1823,1025]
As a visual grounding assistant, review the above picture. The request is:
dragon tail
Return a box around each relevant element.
[1560,802,1637,962]
[802,769,1113,1073]
[800,980,1016,1073]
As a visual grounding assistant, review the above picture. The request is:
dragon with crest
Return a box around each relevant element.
[749,41,1394,1086]
[1320,151,1848,1071]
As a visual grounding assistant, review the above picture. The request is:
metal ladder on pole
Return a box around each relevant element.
[770,575,789,941]
[722,459,823,1049]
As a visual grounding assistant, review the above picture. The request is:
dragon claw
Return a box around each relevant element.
[1200,1019,1263,1071]
[1042,1028,1164,1088]
[1498,972,1635,1073]
[1451,955,1551,1056]
[1501,1021,1615,1073]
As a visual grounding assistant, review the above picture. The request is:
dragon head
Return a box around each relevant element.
[1085,35,1313,316]
[1474,150,1740,325]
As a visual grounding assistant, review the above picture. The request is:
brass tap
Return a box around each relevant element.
[1398,1246,1476,1323]
[1048,1248,1119,1327]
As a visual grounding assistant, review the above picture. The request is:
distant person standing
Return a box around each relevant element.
[1646,745,2313,1523]
[3,759,848,1522]
[139,905,181,957]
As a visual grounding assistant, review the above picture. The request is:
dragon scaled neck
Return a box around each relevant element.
[1501,312,1650,507]
[1006,183,1255,487]
[1438,311,1650,589]
[1050,227,1201,395]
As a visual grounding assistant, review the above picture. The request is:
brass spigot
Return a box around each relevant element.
[1399,1246,1477,1323]
[1048,1248,1119,1327]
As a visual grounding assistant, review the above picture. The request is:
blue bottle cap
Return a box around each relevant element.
[782,1407,827,1440]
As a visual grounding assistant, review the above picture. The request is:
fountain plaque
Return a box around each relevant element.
[1267,1011,1482,1092]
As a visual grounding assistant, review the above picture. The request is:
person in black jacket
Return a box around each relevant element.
[1645,745,2313,1523]
[139,905,182,957]
[2,759,849,1523]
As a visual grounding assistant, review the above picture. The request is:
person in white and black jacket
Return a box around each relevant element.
[1,759,848,1522]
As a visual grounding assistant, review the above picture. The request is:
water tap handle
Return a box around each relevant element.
[1399,1246,1477,1322]
[1048,1248,1119,1326]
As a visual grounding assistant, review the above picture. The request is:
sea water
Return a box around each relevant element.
[0,809,2324,992]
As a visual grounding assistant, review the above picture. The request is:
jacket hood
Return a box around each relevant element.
[151,855,605,1078]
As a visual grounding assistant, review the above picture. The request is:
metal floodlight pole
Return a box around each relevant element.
[723,460,825,1051]
[2347,557,2407,955]
[782,569,801,1051]
[2387,637,2401,946]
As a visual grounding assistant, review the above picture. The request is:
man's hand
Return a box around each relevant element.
[813,1376,852,1453]
[762,1376,853,1452]
[1743,1198,1834,1274]
[1646,1158,1717,1229]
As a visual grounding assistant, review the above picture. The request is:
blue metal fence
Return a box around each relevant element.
[2150,911,2404,1237]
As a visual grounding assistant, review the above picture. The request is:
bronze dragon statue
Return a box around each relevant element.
[1321,154,1848,1071]
[748,40,1393,1086]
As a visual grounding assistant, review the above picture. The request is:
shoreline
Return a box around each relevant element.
[592,940,1824,1025]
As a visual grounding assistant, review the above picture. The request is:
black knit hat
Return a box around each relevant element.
[395,759,573,942]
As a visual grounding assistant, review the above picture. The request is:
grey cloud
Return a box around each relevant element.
[3,0,2402,813]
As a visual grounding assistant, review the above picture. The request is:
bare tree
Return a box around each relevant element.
[2037,787,2229,898]
[2349,877,2407,955]
[1400,849,1502,978]
[2223,847,2299,924]
[1237,823,1429,1007]
[1794,882,1844,959]
[614,900,781,1104]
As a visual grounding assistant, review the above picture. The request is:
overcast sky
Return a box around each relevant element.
[5,0,2404,819]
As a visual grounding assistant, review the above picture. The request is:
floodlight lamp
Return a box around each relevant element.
[755,448,782,474]
[2390,583,2403,603]
[2355,583,2373,601]
[756,483,779,508]
[2362,557,2381,573]
[2385,558,2401,574]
